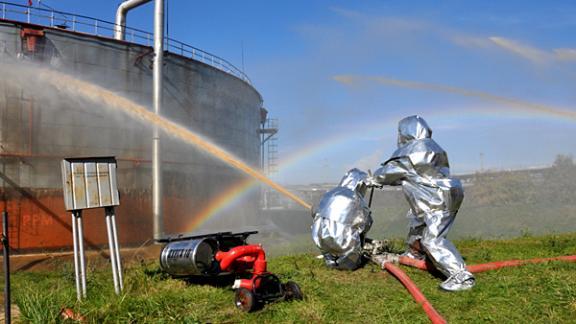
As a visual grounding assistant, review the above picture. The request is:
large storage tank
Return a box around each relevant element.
[0,5,263,251]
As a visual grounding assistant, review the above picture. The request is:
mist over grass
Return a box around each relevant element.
[370,154,576,241]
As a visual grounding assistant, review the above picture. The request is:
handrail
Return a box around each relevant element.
[0,1,252,84]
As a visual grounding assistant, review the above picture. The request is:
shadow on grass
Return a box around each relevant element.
[143,266,236,288]
[182,274,236,288]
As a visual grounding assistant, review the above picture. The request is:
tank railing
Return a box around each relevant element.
[0,1,251,84]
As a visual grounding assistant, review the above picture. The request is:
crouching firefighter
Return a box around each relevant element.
[311,168,372,270]
[371,115,475,291]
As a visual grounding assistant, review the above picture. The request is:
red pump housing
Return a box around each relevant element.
[215,244,267,290]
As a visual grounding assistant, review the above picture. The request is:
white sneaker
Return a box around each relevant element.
[440,271,475,292]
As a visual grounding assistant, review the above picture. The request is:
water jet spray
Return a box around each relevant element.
[3,64,312,212]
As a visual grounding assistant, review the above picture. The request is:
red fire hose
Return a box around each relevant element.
[393,254,576,323]
[467,255,576,273]
[384,262,447,324]
[399,255,576,273]
[398,255,434,271]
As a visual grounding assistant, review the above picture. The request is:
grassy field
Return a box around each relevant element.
[4,233,576,323]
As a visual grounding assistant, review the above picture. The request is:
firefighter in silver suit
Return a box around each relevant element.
[372,115,475,291]
[311,168,372,270]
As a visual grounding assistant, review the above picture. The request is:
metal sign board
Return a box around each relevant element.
[61,157,120,211]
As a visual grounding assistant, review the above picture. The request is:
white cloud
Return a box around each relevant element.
[554,48,576,61]
[326,9,576,67]
[452,35,576,65]
[449,34,494,49]
[488,37,550,64]
[329,7,427,33]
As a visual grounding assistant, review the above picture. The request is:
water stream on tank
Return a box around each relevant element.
[10,64,312,210]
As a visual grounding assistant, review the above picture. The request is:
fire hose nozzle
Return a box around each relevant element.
[370,253,400,269]
[363,238,390,256]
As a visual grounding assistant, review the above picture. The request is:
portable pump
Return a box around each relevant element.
[158,231,303,312]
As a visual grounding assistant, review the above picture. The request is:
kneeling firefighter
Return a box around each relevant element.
[311,168,372,270]
[371,115,475,291]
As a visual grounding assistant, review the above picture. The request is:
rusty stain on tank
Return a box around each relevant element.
[1,189,149,251]
[0,182,216,252]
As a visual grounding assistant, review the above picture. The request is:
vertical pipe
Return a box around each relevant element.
[109,208,123,291]
[76,212,86,298]
[261,127,265,172]
[260,122,266,210]
[152,0,164,241]
[71,211,81,300]
[105,209,120,294]
[115,9,126,40]
[2,211,10,324]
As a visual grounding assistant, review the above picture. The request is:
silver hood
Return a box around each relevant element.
[397,115,432,147]
[338,168,369,197]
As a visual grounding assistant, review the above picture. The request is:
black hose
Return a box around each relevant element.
[368,187,375,208]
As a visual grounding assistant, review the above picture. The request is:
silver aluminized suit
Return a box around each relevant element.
[311,168,372,270]
[373,116,469,279]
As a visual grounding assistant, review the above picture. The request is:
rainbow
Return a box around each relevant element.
[182,177,257,233]
[181,77,576,233]
[271,104,574,175]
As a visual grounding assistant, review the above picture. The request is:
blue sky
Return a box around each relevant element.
[26,0,576,184]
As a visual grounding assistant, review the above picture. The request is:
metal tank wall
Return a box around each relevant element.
[0,20,262,251]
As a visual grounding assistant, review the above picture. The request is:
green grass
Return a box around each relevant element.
[6,233,576,323]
